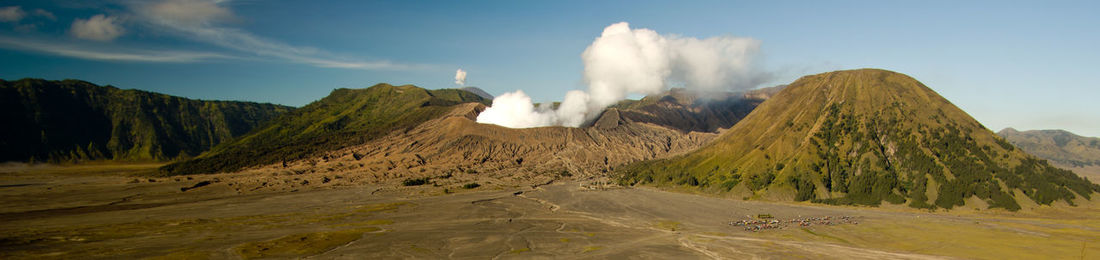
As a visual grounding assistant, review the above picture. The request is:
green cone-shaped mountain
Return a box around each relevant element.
[161,83,488,175]
[0,78,291,163]
[619,69,1100,211]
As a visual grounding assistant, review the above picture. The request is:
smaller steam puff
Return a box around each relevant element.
[455,69,467,86]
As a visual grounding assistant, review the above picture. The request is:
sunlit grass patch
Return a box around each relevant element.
[353,202,410,213]
[701,231,729,237]
[146,249,213,260]
[1,162,165,176]
[656,220,681,231]
[235,229,374,259]
[800,228,850,244]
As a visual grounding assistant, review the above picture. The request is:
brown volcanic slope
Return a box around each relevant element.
[203,86,774,193]
[619,69,1099,211]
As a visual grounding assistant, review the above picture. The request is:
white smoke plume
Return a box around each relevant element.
[474,90,556,128]
[454,69,467,86]
[477,22,769,128]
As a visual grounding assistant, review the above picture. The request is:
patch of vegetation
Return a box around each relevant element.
[402,177,430,186]
[408,244,432,253]
[801,228,851,244]
[363,219,394,225]
[656,220,681,231]
[746,172,775,191]
[354,202,409,213]
[234,229,370,259]
[718,178,740,191]
[789,175,816,201]
[993,135,1015,151]
[463,182,481,189]
[148,250,213,260]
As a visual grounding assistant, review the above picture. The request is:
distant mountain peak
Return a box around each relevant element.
[998,127,1019,134]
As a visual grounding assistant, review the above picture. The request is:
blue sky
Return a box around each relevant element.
[1,0,1097,136]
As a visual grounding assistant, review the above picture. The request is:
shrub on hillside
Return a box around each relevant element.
[403,177,430,186]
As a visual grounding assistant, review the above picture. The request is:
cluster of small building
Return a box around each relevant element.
[729,215,860,232]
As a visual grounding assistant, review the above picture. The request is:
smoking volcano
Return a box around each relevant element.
[477,22,771,128]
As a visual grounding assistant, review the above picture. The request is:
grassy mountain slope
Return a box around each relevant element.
[999,128,1100,182]
[619,69,1099,211]
[0,78,291,163]
[459,86,494,100]
[161,83,488,175]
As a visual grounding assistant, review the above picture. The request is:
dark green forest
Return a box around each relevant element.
[0,78,292,163]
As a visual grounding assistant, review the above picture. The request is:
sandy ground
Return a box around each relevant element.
[0,164,1097,259]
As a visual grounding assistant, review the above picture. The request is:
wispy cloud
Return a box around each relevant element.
[131,0,418,70]
[1,1,420,69]
[0,36,230,63]
[0,6,26,23]
[70,14,126,41]
[0,6,57,32]
[33,9,56,21]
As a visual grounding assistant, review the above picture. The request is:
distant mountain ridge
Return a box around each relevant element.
[0,78,292,163]
[161,83,490,175]
[608,86,781,133]
[160,83,772,184]
[619,69,1099,211]
[999,128,1100,183]
[998,128,1100,167]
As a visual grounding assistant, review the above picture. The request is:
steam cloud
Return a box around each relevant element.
[455,69,467,86]
[477,22,769,128]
